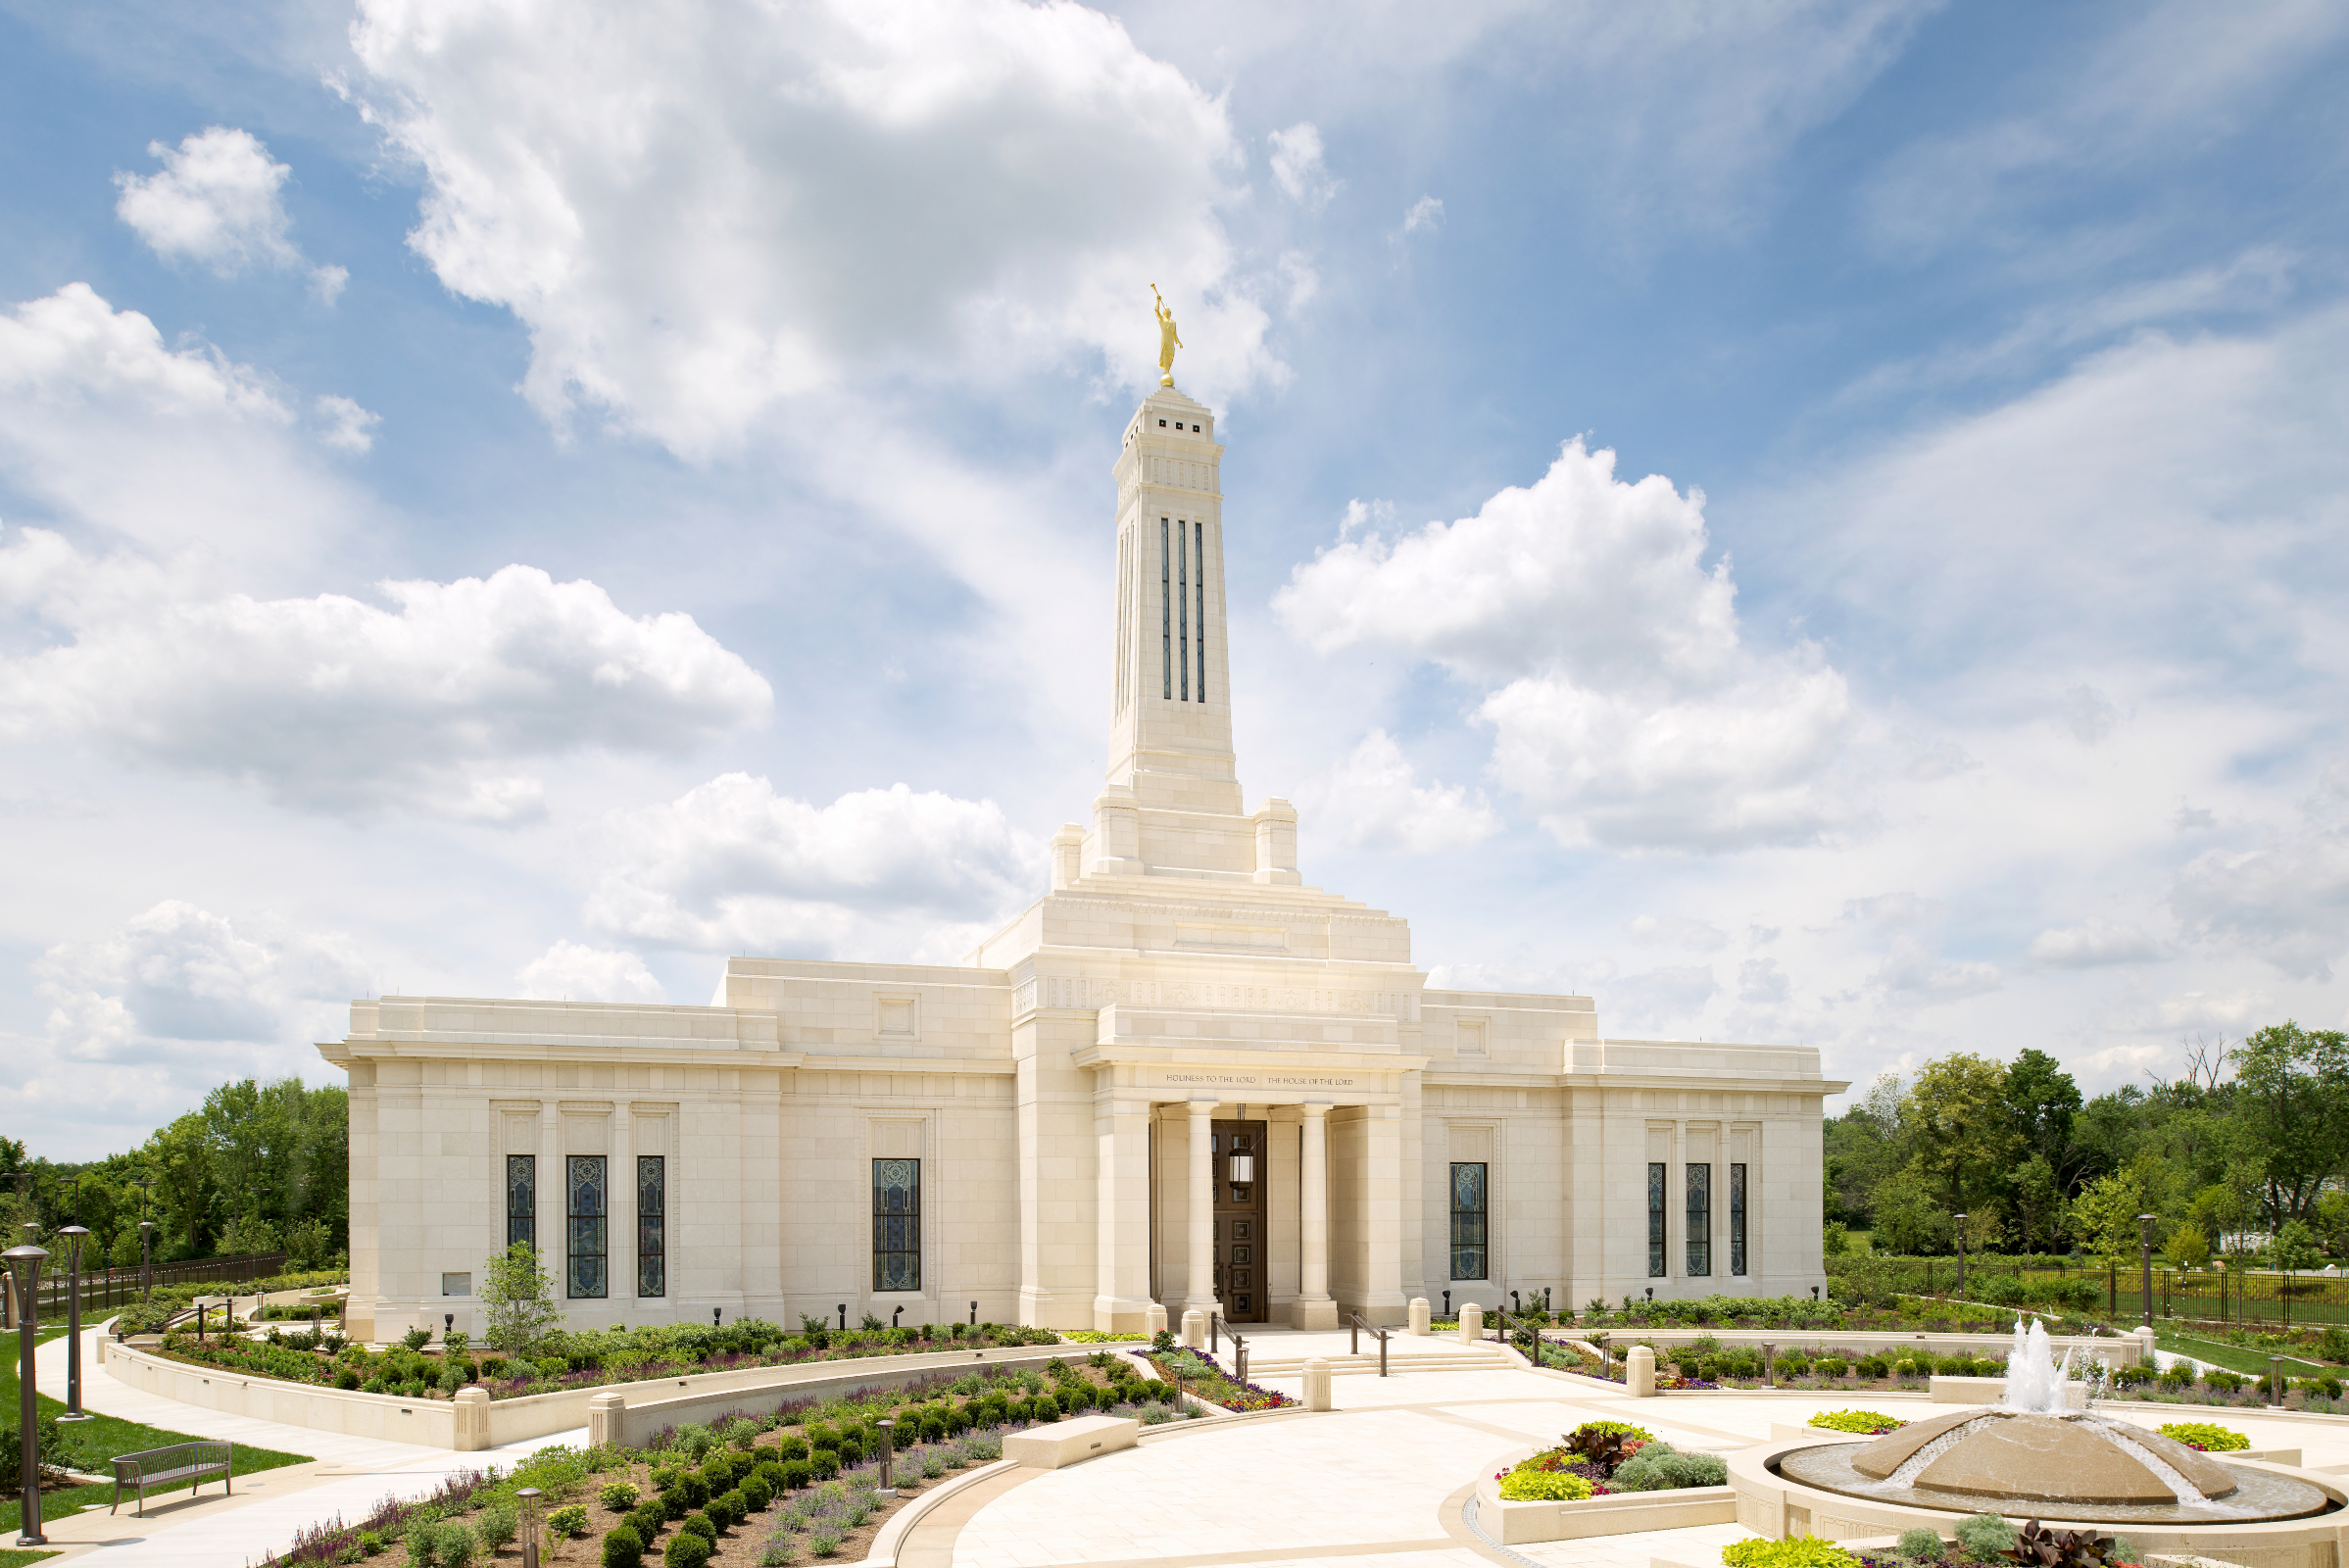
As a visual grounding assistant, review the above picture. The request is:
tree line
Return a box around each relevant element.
[1,1075,349,1270]
[1825,1023,2349,1266]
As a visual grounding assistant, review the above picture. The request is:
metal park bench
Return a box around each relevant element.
[110,1440,232,1515]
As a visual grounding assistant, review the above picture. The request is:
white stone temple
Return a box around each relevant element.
[322,384,1843,1346]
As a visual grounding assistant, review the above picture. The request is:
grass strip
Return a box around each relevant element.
[2156,1331,2329,1376]
[3,1329,310,1533]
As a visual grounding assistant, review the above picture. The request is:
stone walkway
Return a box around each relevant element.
[23,1322,584,1565]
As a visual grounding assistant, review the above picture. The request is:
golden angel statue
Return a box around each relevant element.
[1151,284,1182,387]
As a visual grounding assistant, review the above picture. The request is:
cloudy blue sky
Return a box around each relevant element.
[4,0,2346,1158]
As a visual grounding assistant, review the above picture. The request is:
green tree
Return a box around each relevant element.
[2165,1219,2212,1269]
[2073,1168,2156,1265]
[2274,1218,2320,1273]
[2004,1048,2083,1181]
[1902,1054,2022,1212]
[479,1243,563,1359]
[1871,1168,1946,1254]
[2012,1155,2065,1252]
[2230,1022,2349,1224]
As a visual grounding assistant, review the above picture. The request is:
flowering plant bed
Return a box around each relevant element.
[1141,1346,1296,1411]
[2156,1421,2248,1451]
[1492,1420,1726,1500]
[262,1356,1189,1565]
[155,1317,1067,1402]
[1807,1410,1906,1435]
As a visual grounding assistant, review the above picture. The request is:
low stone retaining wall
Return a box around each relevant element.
[1931,1375,2089,1407]
[1471,1442,1737,1544]
[101,1337,1107,1450]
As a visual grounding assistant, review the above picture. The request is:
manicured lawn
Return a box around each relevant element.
[0,1548,62,1566]
[2,1327,310,1534]
[2156,1329,2329,1376]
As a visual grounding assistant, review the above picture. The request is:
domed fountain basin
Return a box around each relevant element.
[1774,1408,2337,1525]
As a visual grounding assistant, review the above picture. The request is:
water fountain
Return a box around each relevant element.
[1728,1318,2348,1568]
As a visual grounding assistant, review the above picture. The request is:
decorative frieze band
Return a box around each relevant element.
[1016,975,1418,1020]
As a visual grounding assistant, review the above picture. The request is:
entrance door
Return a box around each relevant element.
[1212,1119,1268,1322]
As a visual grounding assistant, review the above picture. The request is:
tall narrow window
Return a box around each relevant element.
[567,1155,608,1298]
[506,1154,535,1250]
[1647,1161,1666,1277]
[1687,1162,1712,1277]
[1194,520,1207,702]
[1159,518,1172,699]
[1448,1161,1489,1280]
[1177,517,1191,700]
[1730,1162,1747,1277]
[637,1155,665,1298]
[873,1158,920,1291]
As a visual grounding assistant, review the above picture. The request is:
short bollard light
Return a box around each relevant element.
[517,1485,543,1568]
[877,1418,896,1491]
[1763,1342,1776,1388]
[8,1241,50,1545]
[968,1299,977,1326]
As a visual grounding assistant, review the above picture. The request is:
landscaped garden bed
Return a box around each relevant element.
[1492,1421,1726,1500]
[1139,1338,1295,1411]
[151,1317,1101,1403]
[1722,1512,2151,1568]
[262,1354,1194,1565]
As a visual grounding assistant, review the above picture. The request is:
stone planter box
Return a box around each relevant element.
[1475,1476,1736,1544]
[102,1338,1090,1450]
[1473,1445,1736,1544]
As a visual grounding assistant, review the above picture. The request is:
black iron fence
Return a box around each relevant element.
[1834,1252,2349,1328]
[19,1251,288,1318]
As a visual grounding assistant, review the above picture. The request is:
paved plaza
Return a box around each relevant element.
[25,1324,2349,1568]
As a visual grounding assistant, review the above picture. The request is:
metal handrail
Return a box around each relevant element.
[1349,1312,1390,1376]
[1230,1328,1247,1385]
[1209,1311,1222,1354]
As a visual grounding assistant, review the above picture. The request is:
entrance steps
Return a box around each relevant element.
[1241,1344,1515,1377]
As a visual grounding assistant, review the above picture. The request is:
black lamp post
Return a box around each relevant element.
[138,1219,156,1303]
[2138,1214,2158,1329]
[57,1224,90,1424]
[712,1307,722,1327]
[1954,1213,1969,1296]
[8,1240,49,1545]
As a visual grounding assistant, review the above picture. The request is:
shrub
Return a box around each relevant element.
[681,1511,717,1544]
[603,1527,647,1568]
[773,1435,810,1463]
[626,1502,668,1540]
[602,1481,643,1510]
[810,1449,841,1480]
[679,1472,712,1509]
[1498,1468,1594,1501]
[2206,1371,2249,1395]
[403,1327,434,1350]
[1896,1529,1945,1559]
[809,1526,846,1558]
[1955,1514,2017,1560]
[1612,1452,1727,1491]
[1815,1356,1849,1378]
[726,1416,761,1450]
[1721,1538,1862,1568]
[783,1459,814,1490]
[550,1504,591,1539]
[663,1534,713,1568]
[475,1501,519,1552]
[2158,1422,2249,1452]
[1809,1410,1905,1435]
[742,1476,773,1512]
[717,1490,751,1530]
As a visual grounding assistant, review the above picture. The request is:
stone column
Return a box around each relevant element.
[1295,1104,1338,1328]
[538,1103,563,1292]
[1180,1102,1218,1320]
[612,1103,635,1316]
[1093,1090,1155,1333]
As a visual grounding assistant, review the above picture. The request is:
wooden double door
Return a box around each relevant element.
[1212,1118,1268,1322]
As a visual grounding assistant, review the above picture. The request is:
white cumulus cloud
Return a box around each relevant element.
[0,284,379,568]
[1268,122,1340,212]
[37,900,369,1065]
[114,126,344,297]
[1276,438,1854,851]
[0,532,772,822]
[2028,918,2163,968]
[1629,914,1731,953]
[2172,763,2349,981]
[1303,730,1498,854]
[315,394,380,453]
[346,0,1277,458]
[517,942,664,1003]
[586,773,1040,958]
